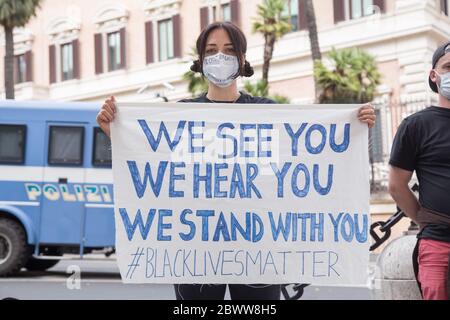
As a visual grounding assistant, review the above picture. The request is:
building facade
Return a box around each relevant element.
[1,0,450,250]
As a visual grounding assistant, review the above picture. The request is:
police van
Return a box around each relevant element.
[0,100,114,276]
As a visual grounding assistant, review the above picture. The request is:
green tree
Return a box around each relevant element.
[304,0,322,101]
[0,0,41,99]
[252,0,291,83]
[243,79,290,104]
[182,47,208,97]
[182,69,209,98]
[304,0,321,62]
[315,48,382,192]
[314,48,381,104]
[247,0,291,103]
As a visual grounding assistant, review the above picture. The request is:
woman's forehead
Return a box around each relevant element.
[206,28,231,44]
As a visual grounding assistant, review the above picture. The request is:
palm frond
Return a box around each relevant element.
[0,0,42,28]
[314,47,381,104]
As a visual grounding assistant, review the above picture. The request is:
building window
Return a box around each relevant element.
[213,3,231,22]
[14,51,32,84]
[282,0,300,31]
[350,0,374,19]
[14,54,27,84]
[158,18,174,61]
[47,17,81,83]
[92,128,112,167]
[61,42,74,81]
[0,125,26,164]
[222,3,231,21]
[93,4,129,74]
[200,1,239,31]
[95,30,127,74]
[107,31,122,71]
[443,0,449,16]
[334,0,384,24]
[48,126,84,166]
[145,1,181,60]
[49,40,79,83]
[12,28,33,84]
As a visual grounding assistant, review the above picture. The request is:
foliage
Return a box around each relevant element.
[244,79,290,104]
[182,47,208,97]
[0,0,41,28]
[314,48,381,104]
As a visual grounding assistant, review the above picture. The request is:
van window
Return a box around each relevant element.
[0,124,26,164]
[48,126,84,165]
[93,127,112,167]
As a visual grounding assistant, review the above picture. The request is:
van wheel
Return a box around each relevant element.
[25,258,60,271]
[0,218,30,277]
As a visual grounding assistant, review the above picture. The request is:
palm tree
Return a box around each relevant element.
[314,47,381,104]
[304,0,322,101]
[0,0,41,99]
[315,47,381,191]
[182,70,209,97]
[243,79,290,103]
[304,0,321,62]
[252,0,291,84]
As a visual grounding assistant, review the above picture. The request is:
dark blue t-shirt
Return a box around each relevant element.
[389,106,450,242]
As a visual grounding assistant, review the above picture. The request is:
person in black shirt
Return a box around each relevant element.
[97,21,376,300]
[388,40,450,300]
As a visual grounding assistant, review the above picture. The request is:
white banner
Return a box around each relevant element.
[111,102,370,285]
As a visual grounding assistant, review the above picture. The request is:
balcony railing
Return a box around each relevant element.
[369,96,429,194]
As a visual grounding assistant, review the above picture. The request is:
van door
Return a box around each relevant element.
[39,123,87,249]
[82,127,115,248]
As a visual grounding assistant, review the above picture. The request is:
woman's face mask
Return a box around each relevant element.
[202,52,240,88]
[435,71,450,100]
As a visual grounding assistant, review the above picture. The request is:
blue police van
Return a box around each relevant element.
[0,100,114,276]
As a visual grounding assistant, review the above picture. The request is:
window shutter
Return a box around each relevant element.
[172,14,182,58]
[60,45,64,81]
[145,21,154,64]
[373,0,385,13]
[72,39,80,79]
[94,33,103,74]
[13,55,19,84]
[333,0,345,23]
[440,0,447,14]
[120,28,126,69]
[200,7,209,31]
[299,0,307,30]
[49,45,56,83]
[230,0,240,26]
[25,51,33,82]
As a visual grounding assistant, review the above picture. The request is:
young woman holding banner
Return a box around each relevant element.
[96,21,376,300]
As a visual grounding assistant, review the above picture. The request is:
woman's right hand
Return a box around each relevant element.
[96,96,116,138]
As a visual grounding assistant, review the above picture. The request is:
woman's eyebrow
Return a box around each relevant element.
[206,43,217,47]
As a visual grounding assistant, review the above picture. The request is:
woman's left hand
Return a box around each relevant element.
[358,103,376,129]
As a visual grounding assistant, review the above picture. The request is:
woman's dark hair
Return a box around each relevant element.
[190,21,254,78]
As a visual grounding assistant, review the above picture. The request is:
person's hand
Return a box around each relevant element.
[96,96,116,138]
[358,103,376,129]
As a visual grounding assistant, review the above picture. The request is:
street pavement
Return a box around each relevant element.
[0,255,376,300]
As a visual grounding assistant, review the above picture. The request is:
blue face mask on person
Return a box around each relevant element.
[435,71,450,100]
